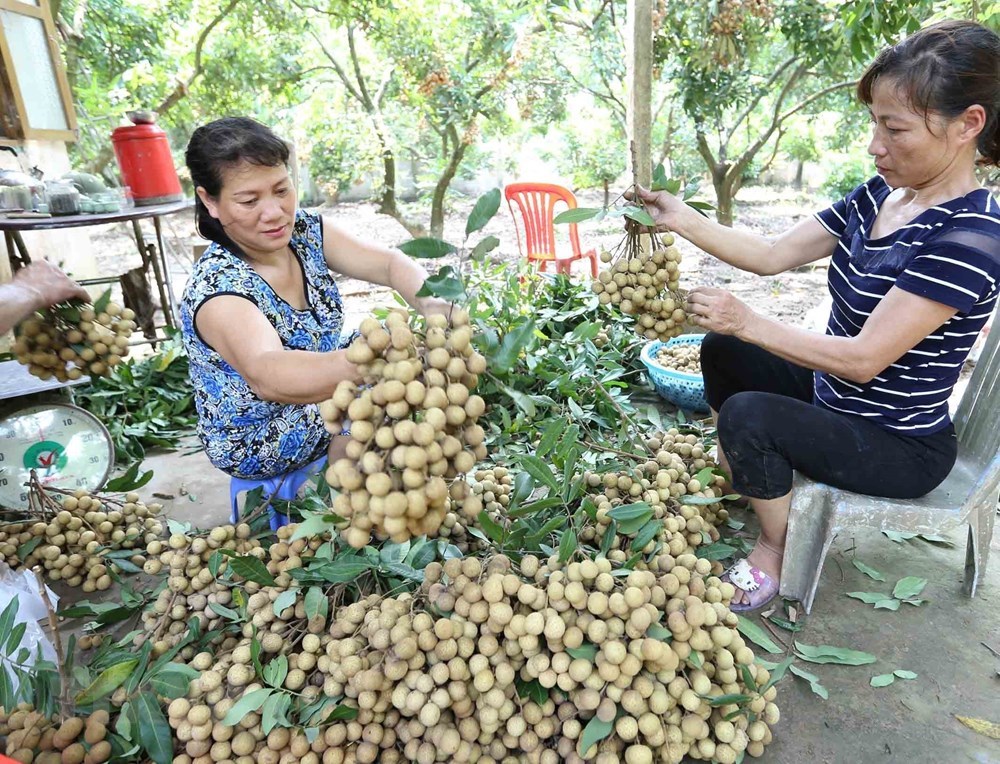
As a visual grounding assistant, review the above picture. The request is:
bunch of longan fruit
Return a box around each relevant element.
[592,232,687,342]
[12,297,135,382]
[0,706,111,764]
[320,308,488,548]
[0,489,162,591]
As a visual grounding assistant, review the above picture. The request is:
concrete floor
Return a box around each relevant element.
[136,444,1000,764]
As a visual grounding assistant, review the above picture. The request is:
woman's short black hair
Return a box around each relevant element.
[857,20,1000,166]
[185,117,290,255]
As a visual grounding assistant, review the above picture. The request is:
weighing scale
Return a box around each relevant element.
[0,360,114,510]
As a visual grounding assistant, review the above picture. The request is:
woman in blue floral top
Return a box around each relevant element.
[180,117,448,480]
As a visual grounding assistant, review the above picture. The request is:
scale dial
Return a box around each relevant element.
[0,403,114,509]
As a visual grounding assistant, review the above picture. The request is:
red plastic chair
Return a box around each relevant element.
[504,182,599,277]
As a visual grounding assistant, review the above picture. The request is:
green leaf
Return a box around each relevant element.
[148,664,199,700]
[607,501,652,525]
[870,673,896,688]
[736,617,783,654]
[558,528,578,563]
[470,235,501,261]
[0,596,18,651]
[646,624,673,643]
[631,519,662,552]
[223,688,273,726]
[128,691,173,764]
[599,520,617,558]
[477,511,505,544]
[311,557,375,583]
[93,288,112,315]
[893,670,917,680]
[535,419,566,460]
[265,659,291,696]
[499,383,536,418]
[224,555,276,586]
[766,615,802,632]
[76,659,138,705]
[304,587,328,622]
[623,207,656,227]
[466,188,501,236]
[399,237,456,259]
[883,531,918,543]
[272,589,297,617]
[566,643,598,660]
[383,562,424,582]
[680,494,732,506]
[492,319,536,374]
[553,207,603,224]
[704,692,754,707]
[578,715,615,756]
[519,454,560,494]
[16,537,43,560]
[874,598,901,611]
[892,577,927,600]
[417,266,466,302]
[794,642,877,666]
[851,559,886,581]
[846,591,889,604]
[515,678,548,705]
[688,650,704,669]
[740,663,759,693]
[325,704,359,722]
[261,691,293,735]
[105,462,154,492]
[696,542,737,561]
[760,655,794,692]
[789,664,829,700]
[208,550,223,578]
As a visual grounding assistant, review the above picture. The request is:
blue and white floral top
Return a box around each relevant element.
[180,210,352,479]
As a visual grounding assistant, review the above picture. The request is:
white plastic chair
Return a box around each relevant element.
[779,322,1000,614]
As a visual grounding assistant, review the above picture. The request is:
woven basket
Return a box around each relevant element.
[640,335,709,412]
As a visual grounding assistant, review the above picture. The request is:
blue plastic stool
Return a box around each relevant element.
[229,456,327,531]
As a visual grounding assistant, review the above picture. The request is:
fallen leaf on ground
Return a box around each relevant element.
[955,716,1000,740]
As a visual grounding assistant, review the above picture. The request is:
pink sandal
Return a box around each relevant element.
[721,558,780,612]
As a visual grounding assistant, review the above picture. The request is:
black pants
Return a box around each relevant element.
[700,333,958,500]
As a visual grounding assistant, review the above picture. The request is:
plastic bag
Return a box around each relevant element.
[0,561,59,694]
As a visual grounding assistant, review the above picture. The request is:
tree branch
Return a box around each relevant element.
[347,25,375,109]
[156,0,242,115]
[308,29,364,103]
[725,55,799,146]
[777,78,857,125]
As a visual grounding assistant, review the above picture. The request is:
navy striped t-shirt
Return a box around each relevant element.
[813,176,1000,435]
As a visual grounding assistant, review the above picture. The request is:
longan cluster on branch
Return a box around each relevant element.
[13,301,135,382]
[592,232,687,342]
[0,488,162,590]
[320,308,488,549]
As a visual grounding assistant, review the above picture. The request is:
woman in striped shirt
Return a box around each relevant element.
[636,19,1000,611]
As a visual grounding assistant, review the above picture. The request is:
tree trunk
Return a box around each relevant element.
[709,163,734,227]
[794,160,804,189]
[429,128,468,239]
[603,179,610,208]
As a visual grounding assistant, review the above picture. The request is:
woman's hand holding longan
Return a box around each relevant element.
[685,286,755,337]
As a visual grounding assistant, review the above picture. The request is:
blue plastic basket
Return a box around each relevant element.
[640,335,709,412]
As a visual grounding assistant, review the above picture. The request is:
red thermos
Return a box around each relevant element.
[111,111,183,206]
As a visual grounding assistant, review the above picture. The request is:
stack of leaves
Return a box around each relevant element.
[12,290,134,382]
[0,483,163,591]
[320,308,488,548]
[72,334,197,464]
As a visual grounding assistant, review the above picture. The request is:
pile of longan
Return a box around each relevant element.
[655,343,701,374]
[13,299,135,382]
[320,308,488,548]
[0,489,162,590]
